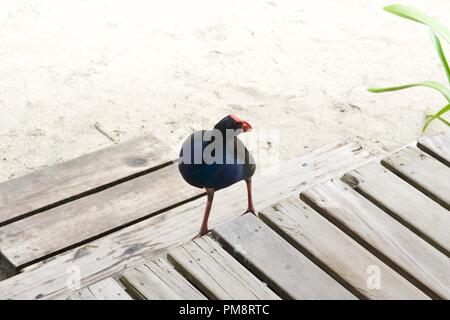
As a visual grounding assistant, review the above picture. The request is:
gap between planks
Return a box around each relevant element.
[119,257,206,300]
[301,179,450,299]
[381,145,450,210]
[259,197,429,300]
[0,162,205,276]
[342,162,450,257]
[68,277,132,300]
[212,214,357,300]
[0,134,177,228]
[417,131,450,167]
[167,236,279,300]
[0,139,372,299]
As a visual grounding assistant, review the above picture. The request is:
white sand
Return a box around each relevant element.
[0,0,449,182]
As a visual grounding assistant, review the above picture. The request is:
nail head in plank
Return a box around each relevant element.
[0,162,203,271]
[260,197,429,300]
[417,131,450,166]
[0,140,371,299]
[119,257,206,300]
[212,214,356,300]
[0,134,176,226]
[301,179,450,299]
[68,278,132,300]
[168,236,279,300]
[343,162,450,256]
[382,146,450,210]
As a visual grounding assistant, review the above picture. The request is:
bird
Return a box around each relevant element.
[178,114,256,238]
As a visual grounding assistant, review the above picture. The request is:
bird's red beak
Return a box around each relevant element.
[228,114,252,132]
[242,121,252,132]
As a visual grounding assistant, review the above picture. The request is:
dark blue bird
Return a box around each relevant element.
[178,115,256,238]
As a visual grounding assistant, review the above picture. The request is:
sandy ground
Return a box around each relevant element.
[0,0,449,182]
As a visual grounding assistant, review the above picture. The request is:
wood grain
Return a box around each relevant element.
[212,214,356,300]
[0,134,176,227]
[0,140,371,299]
[119,257,206,300]
[343,162,450,256]
[68,278,131,300]
[417,131,450,166]
[382,146,450,210]
[0,162,204,273]
[168,236,279,300]
[260,197,429,300]
[301,179,450,299]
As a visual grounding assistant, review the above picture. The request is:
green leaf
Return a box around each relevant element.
[423,104,450,131]
[430,30,450,84]
[368,81,450,103]
[437,116,450,127]
[384,4,450,44]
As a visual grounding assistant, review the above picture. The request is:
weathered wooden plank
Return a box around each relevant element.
[168,236,279,300]
[68,277,132,300]
[260,197,429,300]
[0,140,371,299]
[382,146,450,210]
[0,134,176,227]
[0,162,204,275]
[343,162,450,256]
[301,179,450,299]
[119,257,206,300]
[417,131,450,166]
[212,214,356,300]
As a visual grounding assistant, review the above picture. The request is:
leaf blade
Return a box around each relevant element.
[423,104,450,131]
[429,30,450,84]
[368,81,450,103]
[437,116,450,127]
[384,4,450,43]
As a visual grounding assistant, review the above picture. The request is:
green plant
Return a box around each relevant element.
[368,4,450,131]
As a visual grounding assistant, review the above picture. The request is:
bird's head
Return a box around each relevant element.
[213,114,252,134]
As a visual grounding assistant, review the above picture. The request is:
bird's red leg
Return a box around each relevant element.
[243,178,256,215]
[194,188,215,239]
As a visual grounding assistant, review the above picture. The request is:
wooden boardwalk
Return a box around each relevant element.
[0,131,448,300]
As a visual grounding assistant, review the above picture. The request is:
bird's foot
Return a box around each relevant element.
[241,207,256,216]
[192,229,209,240]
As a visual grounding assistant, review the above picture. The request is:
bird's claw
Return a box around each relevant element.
[241,208,257,216]
[193,230,209,240]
